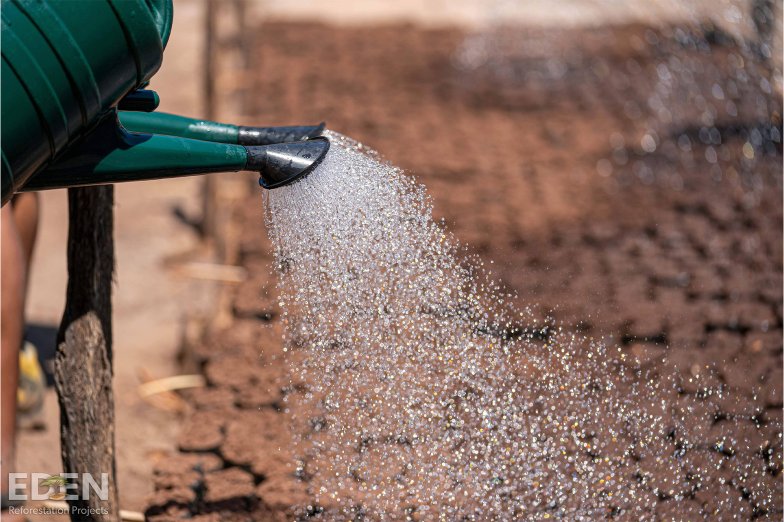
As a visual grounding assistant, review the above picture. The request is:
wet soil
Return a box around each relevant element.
[145,21,782,521]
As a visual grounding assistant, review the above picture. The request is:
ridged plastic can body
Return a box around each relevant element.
[0,0,173,203]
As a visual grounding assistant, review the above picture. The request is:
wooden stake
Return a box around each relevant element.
[55,185,118,521]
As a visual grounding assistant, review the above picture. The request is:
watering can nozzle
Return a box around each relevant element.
[238,122,325,145]
[249,137,330,189]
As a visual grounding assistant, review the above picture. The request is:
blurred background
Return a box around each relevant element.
[16,0,781,518]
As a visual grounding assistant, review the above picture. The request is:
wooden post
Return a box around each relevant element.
[204,0,216,122]
[201,0,219,242]
[55,185,118,521]
[232,0,250,111]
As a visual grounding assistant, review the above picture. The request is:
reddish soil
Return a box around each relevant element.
[145,22,782,520]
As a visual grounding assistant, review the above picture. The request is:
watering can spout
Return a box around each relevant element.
[18,115,330,194]
[118,111,325,146]
[238,123,325,145]
[249,138,330,189]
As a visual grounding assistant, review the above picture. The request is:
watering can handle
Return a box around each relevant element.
[118,90,160,112]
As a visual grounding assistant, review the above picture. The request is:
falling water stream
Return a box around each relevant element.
[263,131,780,519]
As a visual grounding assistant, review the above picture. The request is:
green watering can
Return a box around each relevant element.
[1,0,329,206]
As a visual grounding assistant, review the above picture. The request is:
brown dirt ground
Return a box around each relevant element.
[144,22,783,521]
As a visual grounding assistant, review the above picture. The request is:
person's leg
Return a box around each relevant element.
[11,193,39,291]
[13,193,45,427]
[1,204,25,501]
[2,194,40,520]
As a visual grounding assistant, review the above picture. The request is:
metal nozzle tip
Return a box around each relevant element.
[238,122,326,145]
[246,137,330,189]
